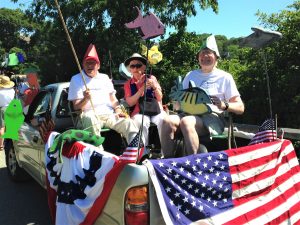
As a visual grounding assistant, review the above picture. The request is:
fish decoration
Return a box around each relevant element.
[141,44,163,65]
[169,76,212,115]
[125,6,165,40]
[1,99,24,140]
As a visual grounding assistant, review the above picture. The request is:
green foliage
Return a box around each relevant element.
[15,0,218,83]
[0,8,35,50]
[2,0,299,129]
[0,8,40,75]
[238,0,300,128]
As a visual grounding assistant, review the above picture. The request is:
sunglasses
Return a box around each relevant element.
[129,63,143,69]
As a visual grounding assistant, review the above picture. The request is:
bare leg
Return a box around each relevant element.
[0,127,5,149]
[180,116,207,155]
[160,115,180,158]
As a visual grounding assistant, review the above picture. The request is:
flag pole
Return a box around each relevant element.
[261,50,273,119]
[108,50,113,80]
[275,114,278,141]
[136,39,151,162]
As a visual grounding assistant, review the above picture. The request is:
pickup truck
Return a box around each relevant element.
[4,82,165,225]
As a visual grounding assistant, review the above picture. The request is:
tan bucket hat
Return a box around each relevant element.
[0,75,15,88]
[124,53,147,66]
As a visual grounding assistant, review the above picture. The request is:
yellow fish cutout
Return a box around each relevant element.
[169,76,212,115]
[179,91,212,115]
[141,44,163,65]
[141,44,148,56]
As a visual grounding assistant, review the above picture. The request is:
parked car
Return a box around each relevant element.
[4,82,165,225]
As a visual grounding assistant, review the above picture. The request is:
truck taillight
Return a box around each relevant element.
[125,185,149,225]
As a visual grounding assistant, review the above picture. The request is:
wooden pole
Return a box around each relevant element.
[53,0,97,116]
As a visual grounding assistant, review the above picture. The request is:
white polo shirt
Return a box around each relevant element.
[183,68,240,113]
[68,71,116,115]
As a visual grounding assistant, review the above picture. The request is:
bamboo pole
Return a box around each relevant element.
[53,0,97,116]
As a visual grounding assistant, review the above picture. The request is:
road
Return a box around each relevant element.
[0,150,52,225]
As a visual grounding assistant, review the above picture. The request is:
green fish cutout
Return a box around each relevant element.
[1,99,24,140]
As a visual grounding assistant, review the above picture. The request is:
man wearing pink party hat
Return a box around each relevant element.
[68,44,139,145]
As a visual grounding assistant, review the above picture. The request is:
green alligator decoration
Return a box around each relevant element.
[49,129,105,163]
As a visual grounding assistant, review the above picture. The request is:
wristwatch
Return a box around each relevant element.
[224,101,229,111]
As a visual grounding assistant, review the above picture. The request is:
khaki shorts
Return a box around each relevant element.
[179,112,225,138]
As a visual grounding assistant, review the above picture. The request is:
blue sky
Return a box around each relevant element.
[183,0,295,38]
[0,0,295,38]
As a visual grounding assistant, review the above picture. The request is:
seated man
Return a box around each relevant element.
[161,35,244,158]
[68,44,139,145]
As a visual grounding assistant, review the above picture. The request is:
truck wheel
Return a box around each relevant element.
[5,142,29,181]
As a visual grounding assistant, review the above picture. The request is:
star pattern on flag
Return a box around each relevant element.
[249,119,277,145]
[151,152,233,223]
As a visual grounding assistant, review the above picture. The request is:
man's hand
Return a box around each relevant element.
[210,95,225,110]
[83,89,91,100]
[115,107,128,118]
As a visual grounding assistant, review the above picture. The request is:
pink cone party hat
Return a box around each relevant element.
[83,44,100,64]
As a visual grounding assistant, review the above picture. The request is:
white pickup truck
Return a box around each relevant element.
[4,82,165,225]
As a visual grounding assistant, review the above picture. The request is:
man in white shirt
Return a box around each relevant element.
[161,35,244,157]
[0,75,15,150]
[68,44,139,145]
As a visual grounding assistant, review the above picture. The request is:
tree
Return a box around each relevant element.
[0,8,39,74]
[0,8,35,50]
[238,1,300,128]
[9,0,218,83]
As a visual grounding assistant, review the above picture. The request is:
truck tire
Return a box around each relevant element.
[5,140,29,181]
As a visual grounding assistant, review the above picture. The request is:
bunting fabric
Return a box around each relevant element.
[249,119,277,145]
[45,131,144,225]
[144,139,300,225]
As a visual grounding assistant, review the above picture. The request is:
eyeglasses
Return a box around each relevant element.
[129,63,143,69]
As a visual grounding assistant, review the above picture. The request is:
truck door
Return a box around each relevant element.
[17,90,53,187]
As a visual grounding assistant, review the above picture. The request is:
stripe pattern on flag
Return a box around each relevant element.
[144,139,300,225]
[249,119,277,145]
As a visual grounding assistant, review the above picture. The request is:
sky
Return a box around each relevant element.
[183,0,295,38]
[0,0,295,38]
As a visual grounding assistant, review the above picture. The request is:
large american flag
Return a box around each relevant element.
[249,119,277,145]
[45,131,143,225]
[144,140,300,225]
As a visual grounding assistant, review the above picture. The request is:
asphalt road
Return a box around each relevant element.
[0,150,52,225]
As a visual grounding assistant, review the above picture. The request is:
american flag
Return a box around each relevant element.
[144,140,300,225]
[45,132,143,225]
[120,131,144,162]
[249,119,277,145]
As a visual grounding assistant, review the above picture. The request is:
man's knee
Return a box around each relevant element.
[180,117,194,132]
